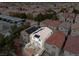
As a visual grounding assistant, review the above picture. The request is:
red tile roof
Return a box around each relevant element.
[64,35,79,54]
[46,31,65,48]
[41,19,61,27]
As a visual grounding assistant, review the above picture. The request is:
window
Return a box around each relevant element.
[61,27,63,30]
[9,21,13,23]
[34,34,40,38]
[3,18,6,21]
[22,20,25,22]
[6,19,10,22]
[14,21,18,24]
[34,34,41,42]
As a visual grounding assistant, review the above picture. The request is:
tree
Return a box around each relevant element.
[44,12,58,20]
[44,9,58,20]
[10,12,27,19]
[0,34,4,43]
[10,25,18,34]
[60,8,66,13]
[34,13,45,26]
[19,13,27,19]
[0,34,4,48]
[52,14,58,20]
[73,9,79,14]
[0,34,14,54]
[0,23,30,55]
[26,13,34,19]
[10,22,30,39]
[46,8,56,14]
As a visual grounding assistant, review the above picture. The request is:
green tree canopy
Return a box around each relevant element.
[0,34,4,46]
[26,13,34,19]
[10,13,27,19]
[34,13,45,22]
[44,12,58,20]
[73,9,79,14]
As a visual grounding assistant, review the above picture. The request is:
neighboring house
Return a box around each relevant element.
[75,14,79,23]
[58,9,74,23]
[57,12,65,22]
[0,15,25,27]
[58,22,71,35]
[40,19,61,31]
[71,23,79,36]
[64,35,79,56]
[20,26,40,46]
[0,15,26,37]
[45,31,65,56]
[68,6,74,13]
[66,13,75,24]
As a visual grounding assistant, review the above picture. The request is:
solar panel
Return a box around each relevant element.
[26,26,40,34]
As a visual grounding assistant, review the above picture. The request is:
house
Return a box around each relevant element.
[68,6,74,13]
[62,8,75,24]
[23,27,53,56]
[30,27,53,48]
[57,12,65,22]
[66,13,75,24]
[45,31,65,56]
[63,12,69,20]
[64,35,79,56]
[58,22,71,35]
[71,23,79,36]
[0,15,25,27]
[0,14,26,37]
[20,26,40,45]
[58,8,74,23]
[40,19,61,31]
[75,14,79,23]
